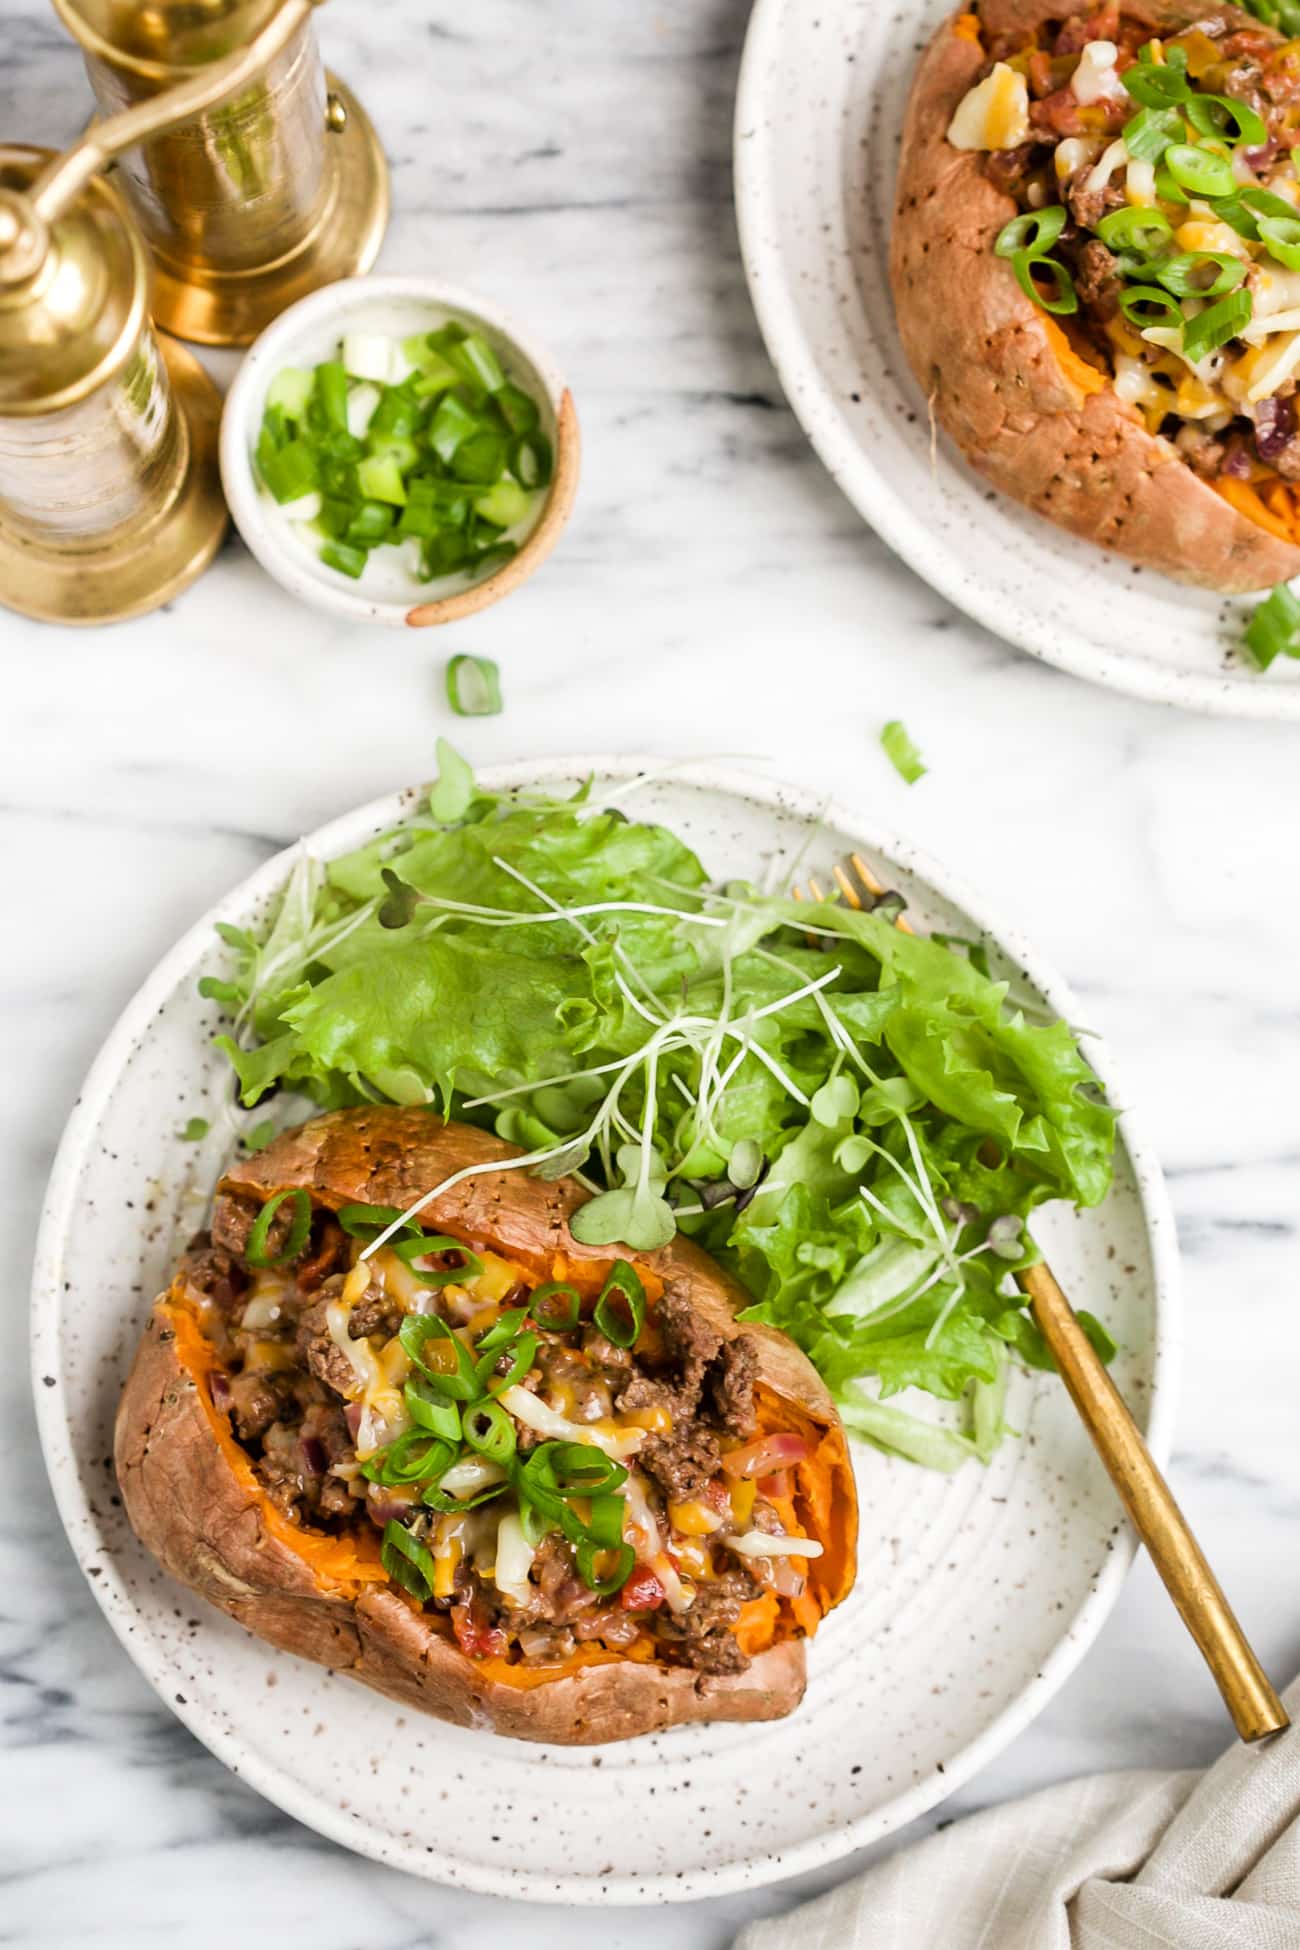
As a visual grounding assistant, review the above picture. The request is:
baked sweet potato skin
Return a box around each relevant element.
[890,1,1300,593]
[116,1109,857,1745]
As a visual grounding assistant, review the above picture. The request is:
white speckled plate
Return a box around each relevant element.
[734,0,1300,718]
[32,759,1178,1903]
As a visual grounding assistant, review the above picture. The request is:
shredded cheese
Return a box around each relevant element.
[1083,136,1128,195]
[1071,41,1126,107]
[947,63,1029,151]
[498,1385,646,1460]
[727,1531,825,1561]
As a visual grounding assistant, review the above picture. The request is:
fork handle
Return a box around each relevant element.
[1019,1260,1288,1744]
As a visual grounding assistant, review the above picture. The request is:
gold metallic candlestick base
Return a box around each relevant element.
[0,336,227,625]
[150,75,388,348]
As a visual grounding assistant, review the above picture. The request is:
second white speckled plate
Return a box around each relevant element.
[32,759,1178,1902]
[734,0,1300,717]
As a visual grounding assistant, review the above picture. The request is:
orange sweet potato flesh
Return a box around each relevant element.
[891,1,1300,591]
[116,1109,858,1745]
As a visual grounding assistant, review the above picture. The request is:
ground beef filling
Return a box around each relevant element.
[180,1199,809,1676]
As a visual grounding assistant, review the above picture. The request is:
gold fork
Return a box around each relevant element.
[797,852,1287,1744]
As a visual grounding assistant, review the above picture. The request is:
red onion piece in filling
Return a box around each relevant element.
[1256,395,1296,462]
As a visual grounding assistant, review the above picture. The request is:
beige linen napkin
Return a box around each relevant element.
[735,1678,1300,1950]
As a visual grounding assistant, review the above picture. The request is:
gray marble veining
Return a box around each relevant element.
[4,0,1299,1942]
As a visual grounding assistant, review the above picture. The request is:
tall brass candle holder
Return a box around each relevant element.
[0,1,324,623]
[51,0,389,347]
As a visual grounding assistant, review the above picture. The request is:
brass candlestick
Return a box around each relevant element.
[51,0,389,348]
[0,1,324,623]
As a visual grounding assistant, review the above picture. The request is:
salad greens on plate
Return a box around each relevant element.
[204,747,1117,1473]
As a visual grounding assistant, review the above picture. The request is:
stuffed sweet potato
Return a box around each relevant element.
[116,1109,857,1745]
[892,0,1300,589]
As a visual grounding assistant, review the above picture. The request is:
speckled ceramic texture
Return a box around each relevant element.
[32,759,1179,1904]
[734,0,1300,719]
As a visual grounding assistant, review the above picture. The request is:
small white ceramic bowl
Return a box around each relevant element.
[220,275,579,628]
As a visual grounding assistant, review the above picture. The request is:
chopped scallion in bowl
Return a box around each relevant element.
[220,277,579,628]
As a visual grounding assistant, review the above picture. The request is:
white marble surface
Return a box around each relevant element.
[4,0,1299,1941]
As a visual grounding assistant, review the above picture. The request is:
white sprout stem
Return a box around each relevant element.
[462,1053,631,1111]
[857,1179,931,1247]
[925,1279,969,1351]
[413,891,726,929]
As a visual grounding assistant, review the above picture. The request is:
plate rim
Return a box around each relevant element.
[31,754,1182,1903]
[733,0,1300,721]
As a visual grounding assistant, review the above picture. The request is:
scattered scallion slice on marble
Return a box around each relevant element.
[880,719,927,784]
[446,653,503,717]
[1244,583,1300,669]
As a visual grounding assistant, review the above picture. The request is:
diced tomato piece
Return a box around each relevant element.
[450,1601,507,1660]
[620,1567,666,1613]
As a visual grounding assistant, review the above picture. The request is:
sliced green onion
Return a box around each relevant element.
[1244,582,1300,669]
[1184,94,1267,147]
[368,386,419,440]
[404,1376,463,1441]
[314,360,350,431]
[258,437,318,504]
[381,1520,435,1599]
[367,1431,456,1486]
[494,381,540,433]
[398,1314,482,1400]
[180,1116,209,1142]
[1010,250,1077,317]
[1257,212,1300,270]
[585,1492,626,1548]
[345,499,396,547]
[450,331,507,394]
[473,478,532,528]
[1122,106,1184,164]
[319,541,367,580]
[428,391,481,464]
[593,1260,646,1348]
[546,1442,628,1497]
[337,1202,420,1242]
[994,206,1067,259]
[462,1398,517,1464]
[1182,286,1252,360]
[575,1540,635,1596]
[1154,163,1191,205]
[1121,60,1192,109]
[1163,143,1236,199]
[473,1307,533,1355]
[356,452,407,506]
[1096,206,1174,256]
[519,1497,554,1547]
[451,427,508,485]
[508,430,553,488]
[266,366,313,420]
[529,1282,582,1333]
[879,719,927,785]
[245,1187,312,1268]
[1151,250,1246,298]
[477,1329,538,1397]
[1119,284,1184,329]
[390,1233,484,1288]
[446,653,503,718]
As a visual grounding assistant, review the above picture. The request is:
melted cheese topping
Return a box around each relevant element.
[947,63,1029,151]
[1071,41,1126,107]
